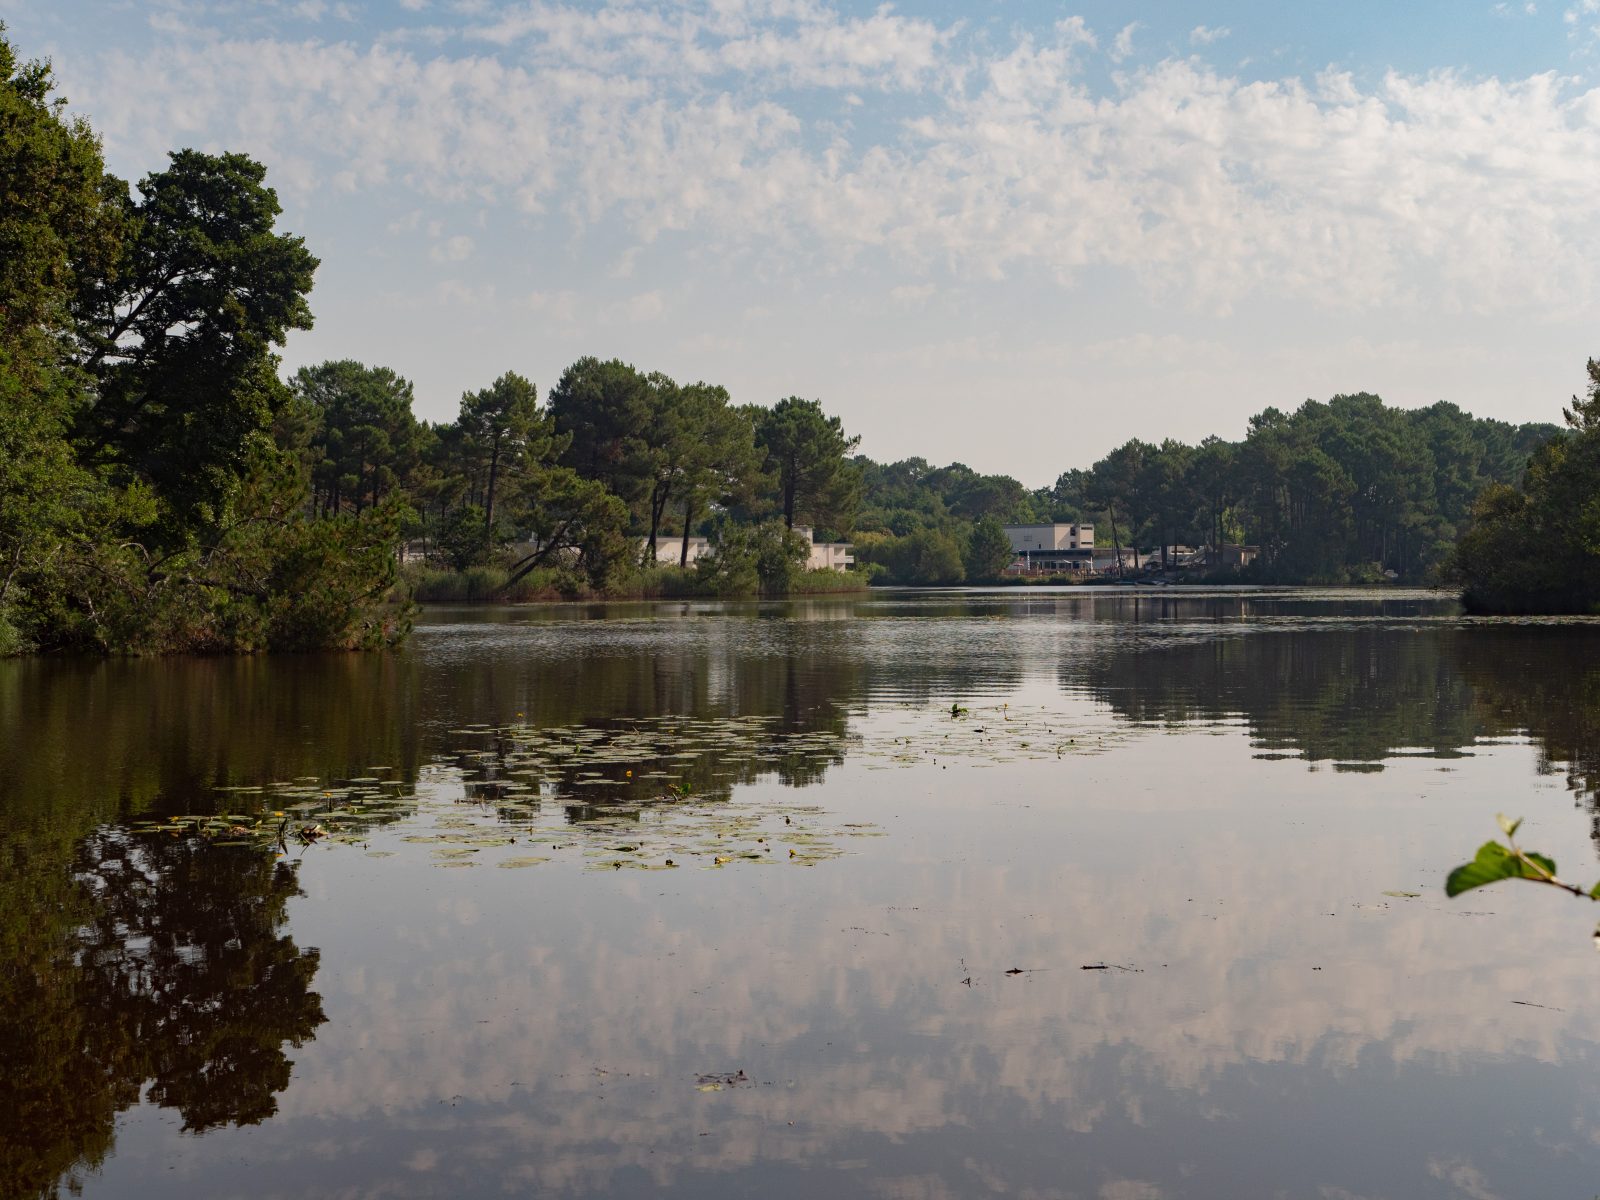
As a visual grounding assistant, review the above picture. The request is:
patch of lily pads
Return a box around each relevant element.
[127,700,1120,872]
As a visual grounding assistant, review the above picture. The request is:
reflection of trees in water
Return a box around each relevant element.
[1066,629,1482,764]
[1067,624,1600,822]
[439,618,1037,812]
[0,653,423,822]
[425,617,1024,735]
[439,628,861,808]
[1453,630,1600,837]
[0,612,1034,830]
[456,713,849,821]
[0,829,325,1199]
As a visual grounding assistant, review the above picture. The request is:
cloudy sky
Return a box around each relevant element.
[9,1,1600,484]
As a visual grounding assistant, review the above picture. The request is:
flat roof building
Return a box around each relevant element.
[1002,523,1095,572]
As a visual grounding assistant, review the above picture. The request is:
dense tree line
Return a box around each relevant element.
[852,395,1558,585]
[278,356,864,597]
[0,32,405,654]
[0,29,865,653]
[1450,360,1600,614]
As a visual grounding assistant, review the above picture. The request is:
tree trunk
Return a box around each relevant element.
[485,439,501,535]
[680,496,696,567]
[647,481,670,560]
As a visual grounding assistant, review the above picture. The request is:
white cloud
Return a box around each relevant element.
[1110,21,1140,63]
[1189,24,1230,45]
[889,283,936,306]
[1054,15,1097,51]
[611,290,667,321]
[435,278,495,305]
[524,289,581,321]
[63,6,1600,323]
[430,235,475,262]
[462,0,956,92]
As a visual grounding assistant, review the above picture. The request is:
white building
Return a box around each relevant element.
[795,526,855,571]
[1002,523,1095,572]
[645,536,713,566]
[642,525,854,571]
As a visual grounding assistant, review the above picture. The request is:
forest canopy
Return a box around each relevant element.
[0,29,865,652]
[850,395,1558,587]
[1450,360,1600,615]
[0,32,407,655]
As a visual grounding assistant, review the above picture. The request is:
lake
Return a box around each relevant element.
[5,588,1600,1199]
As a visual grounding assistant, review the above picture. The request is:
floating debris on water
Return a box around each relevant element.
[695,1070,750,1092]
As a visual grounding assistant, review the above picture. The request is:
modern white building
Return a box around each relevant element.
[795,526,855,571]
[1002,523,1095,572]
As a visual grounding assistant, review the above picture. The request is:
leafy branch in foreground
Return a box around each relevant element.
[1445,814,1600,903]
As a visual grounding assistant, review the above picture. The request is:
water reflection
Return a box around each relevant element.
[0,829,323,1199]
[6,594,1600,1198]
[1067,622,1600,816]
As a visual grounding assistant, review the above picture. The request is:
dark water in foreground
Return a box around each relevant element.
[6,588,1600,1199]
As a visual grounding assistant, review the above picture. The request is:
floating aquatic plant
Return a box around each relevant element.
[127,700,1120,875]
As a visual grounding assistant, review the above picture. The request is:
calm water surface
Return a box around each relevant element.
[6,588,1600,1199]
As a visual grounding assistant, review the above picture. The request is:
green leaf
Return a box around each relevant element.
[1445,841,1557,897]
[1524,851,1557,878]
[1496,813,1523,840]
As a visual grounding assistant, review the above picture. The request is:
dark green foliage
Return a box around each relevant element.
[0,34,119,343]
[668,382,759,565]
[0,30,117,652]
[857,392,1553,585]
[1445,838,1557,898]
[851,459,1035,583]
[862,527,967,586]
[1223,394,1556,582]
[1451,360,1600,614]
[26,443,409,654]
[457,370,543,534]
[73,150,318,531]
[755,397,861,534]
[1,821,325,1198]
[692,520,809,596]
[1443,815,1600,940]
[292,360,422,516]
[498,463,631,590]
[0,345,101,652]
[435,503,495,571]
[0,27,404,655]
[964,517,1015,580]
[548,356,653,504]
[1086,439,1149,569]
[416,366,852,597]
[856,458,1037,532]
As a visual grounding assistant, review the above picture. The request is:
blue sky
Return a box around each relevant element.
[7,0,1600,484]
